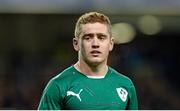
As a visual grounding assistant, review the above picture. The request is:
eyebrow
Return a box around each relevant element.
[97,33,107,37]
[82,33,94,37]
[82,33,107,37]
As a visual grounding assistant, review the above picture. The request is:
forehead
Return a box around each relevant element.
[81,23,109,35]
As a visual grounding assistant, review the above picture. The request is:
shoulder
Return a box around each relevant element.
[43,66,76,94]
[50,65,76,84]
[108,67,134,86]
[45,65,77,89]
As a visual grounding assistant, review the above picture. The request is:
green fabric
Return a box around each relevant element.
[38,65,138,110]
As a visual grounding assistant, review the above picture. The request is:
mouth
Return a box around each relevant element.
[90,50,101,57]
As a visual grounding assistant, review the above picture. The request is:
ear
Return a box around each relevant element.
[73,37,79,51]
[109,37,114,51]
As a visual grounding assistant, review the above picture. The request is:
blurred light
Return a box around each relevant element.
[138,15,162,35]
[112,23,136,44]
[0,0,180,14]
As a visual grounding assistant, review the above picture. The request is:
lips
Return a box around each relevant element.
[90,50,101,56]
[90,50,101,54]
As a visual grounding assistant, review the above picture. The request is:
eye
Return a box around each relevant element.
[98,35,107,40]
[83,36,90,40]
[99,36,105,40]
[82,34,93,40]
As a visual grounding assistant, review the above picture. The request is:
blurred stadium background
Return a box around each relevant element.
[0,0,180,109]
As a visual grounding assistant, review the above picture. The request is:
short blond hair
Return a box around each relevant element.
[74,12,112,38]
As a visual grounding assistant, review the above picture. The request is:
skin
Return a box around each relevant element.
[73,22,114,76]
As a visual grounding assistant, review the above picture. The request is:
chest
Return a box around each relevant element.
[63,79,129,110]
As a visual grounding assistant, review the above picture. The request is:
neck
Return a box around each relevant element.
[74,60,108,76]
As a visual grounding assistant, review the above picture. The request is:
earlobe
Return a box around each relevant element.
[73,38,79,51]
[109,37,114,51]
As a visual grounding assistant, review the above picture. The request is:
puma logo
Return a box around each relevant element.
[67,89,83,101]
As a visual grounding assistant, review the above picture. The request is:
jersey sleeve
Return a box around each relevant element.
[38,79,64,110]
[127,81,138,110]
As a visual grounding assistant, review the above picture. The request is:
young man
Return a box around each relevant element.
[38,12,138,110]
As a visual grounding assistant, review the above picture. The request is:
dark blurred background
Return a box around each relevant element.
[0,0,180,109]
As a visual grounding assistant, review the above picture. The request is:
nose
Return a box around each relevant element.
[92,37,99,48]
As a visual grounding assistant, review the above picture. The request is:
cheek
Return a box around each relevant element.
[104,42,112,51]
[80,41,89,54]
[101,45,110,55]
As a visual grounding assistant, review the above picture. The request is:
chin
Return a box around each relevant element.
[88,59,104,65]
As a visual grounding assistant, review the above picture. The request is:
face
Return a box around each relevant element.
[73,22,114,66]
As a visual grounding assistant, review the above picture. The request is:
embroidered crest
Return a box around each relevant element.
[116,87,128,102]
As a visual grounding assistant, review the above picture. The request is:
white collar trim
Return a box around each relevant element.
[86,75,105,79]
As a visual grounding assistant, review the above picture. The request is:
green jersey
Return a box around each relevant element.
[38,65,138,110]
